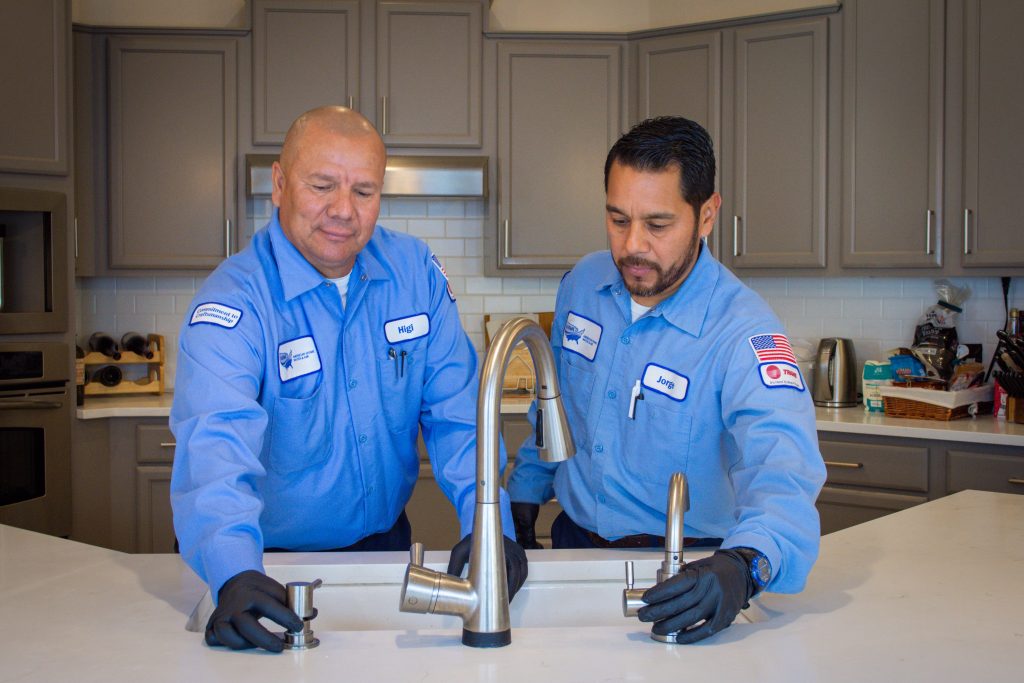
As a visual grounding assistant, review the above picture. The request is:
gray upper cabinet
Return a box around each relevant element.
[959,0,1024,267]
[377,1,482,147]
[635,30,723,257]
[107,36,237,269]
[252,0,360,145]
[0,0,69,175]
[841,0,944,269]
[722,17,828,269]
[496,41,623,270]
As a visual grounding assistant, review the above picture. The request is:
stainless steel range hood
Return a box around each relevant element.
[245,154,488,198]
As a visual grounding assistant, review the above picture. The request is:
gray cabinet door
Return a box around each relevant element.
[377,1,482,147]
[0,0,69,174]
[960,0,1024,267]
[252,0,360,145]
[496,41,622,270]
[107,36,237,269]
[636,30,723,258]
[723,18,828,269]
[841,0,944,268]
[136,465,175,553]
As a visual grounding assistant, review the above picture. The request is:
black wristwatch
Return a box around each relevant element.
[732,547,771,595]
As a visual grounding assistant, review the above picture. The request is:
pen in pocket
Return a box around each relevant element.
[628,378,644,420]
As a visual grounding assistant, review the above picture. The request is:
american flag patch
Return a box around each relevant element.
[430,254,456,302]
[748,334,797,364]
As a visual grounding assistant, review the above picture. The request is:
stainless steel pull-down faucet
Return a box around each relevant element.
[622,471,690,643]
[399,317,575,647]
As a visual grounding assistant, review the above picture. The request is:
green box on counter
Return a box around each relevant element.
[863,361,892,413]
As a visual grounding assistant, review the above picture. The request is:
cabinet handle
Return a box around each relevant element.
[381,96,388,135]
[347,95,355,110]
[824,460,863,469]
[963,209,971,255]
[1009,478,1024,486]
[159,442,176,448]
[925,210,933,255]
[225,219,231,258]
[74,217,79,260]
[732,216,741,257]
[503,219,510,259]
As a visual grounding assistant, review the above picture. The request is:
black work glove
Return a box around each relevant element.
[204,570,303,652]
[511,502,543,550]
[636,549,754,644]
[447,534,529,601]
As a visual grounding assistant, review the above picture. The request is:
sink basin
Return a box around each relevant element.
[186,548,756,633]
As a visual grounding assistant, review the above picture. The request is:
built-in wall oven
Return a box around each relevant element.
[0,342,71,537]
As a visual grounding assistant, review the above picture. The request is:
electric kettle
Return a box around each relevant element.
[812,338,859,407]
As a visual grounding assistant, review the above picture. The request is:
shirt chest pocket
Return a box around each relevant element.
[376,343,424,433]
[561,354,598,451]
[625,397,693,487]
[267,382,333,474]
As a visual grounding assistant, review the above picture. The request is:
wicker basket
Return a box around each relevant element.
[879,383,995,421]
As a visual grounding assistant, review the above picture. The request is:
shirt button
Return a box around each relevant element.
[367,486,375,494]
[595,444,604,453]
[349,379,358,389]
[607,390,617,399]
[597,494,607,504]
[360,274,368,281]
[358,434,368,444]
[620,336,630,345]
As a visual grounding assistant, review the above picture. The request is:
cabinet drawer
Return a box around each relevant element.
[817,485,927,534]
[819,439,928,492]
[947,450,1024,495]
[136,424,176,464]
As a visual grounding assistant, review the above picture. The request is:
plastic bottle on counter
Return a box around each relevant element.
[88,332,122,360]
[120,332,154,359]
[1009,308,1020,338]
[92,365,123,387]
[75,345,86,406]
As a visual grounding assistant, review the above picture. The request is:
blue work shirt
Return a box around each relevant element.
[507,245,826,593]
[170,210,510,597]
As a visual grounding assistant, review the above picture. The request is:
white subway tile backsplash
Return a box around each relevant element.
[77,199,1017,387]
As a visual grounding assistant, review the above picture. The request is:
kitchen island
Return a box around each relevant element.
[2,490,1020,682]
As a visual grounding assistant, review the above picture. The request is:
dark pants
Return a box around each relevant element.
[551,511,722,550]
[265,510,413,553]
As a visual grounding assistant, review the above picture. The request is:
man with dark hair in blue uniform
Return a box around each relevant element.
[171,106,526,652]
[508,116,825,644]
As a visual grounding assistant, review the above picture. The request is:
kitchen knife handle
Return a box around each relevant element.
[963,209,971,255]
[925,210,933,255]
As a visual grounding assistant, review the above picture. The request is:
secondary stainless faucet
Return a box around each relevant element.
[399,317,575,647]
[622,471,690,643]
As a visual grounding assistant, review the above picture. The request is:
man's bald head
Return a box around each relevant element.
[279,106,385,172]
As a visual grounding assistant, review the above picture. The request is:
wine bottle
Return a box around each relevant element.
[121,331,154,359]
[88,332,122,360]
[93,365,123,387]
[75,345,86,406]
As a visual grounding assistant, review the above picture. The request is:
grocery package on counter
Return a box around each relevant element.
[911,279,971,380]
[862,360,891,413]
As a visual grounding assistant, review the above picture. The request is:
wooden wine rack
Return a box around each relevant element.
[82,333,165,396]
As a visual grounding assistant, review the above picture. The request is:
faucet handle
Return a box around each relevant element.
[409,542,425,567]
[622,561,645,618]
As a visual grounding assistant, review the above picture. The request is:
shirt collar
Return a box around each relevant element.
[597,241,719,337]
[269,209,388,302]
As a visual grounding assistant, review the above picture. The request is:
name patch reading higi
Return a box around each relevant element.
[641,363,689,401]
[277,336,322,382]
[189,302,242,328]
[758,362,806,391]
[562,311,603,361]
[385,313,430,344]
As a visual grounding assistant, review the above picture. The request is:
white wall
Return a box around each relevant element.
[77,198,1019,390]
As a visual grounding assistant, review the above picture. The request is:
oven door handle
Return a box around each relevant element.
[0,399,64,410]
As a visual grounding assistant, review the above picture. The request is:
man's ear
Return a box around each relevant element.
[698,193,722,239]
[271,161,285,207]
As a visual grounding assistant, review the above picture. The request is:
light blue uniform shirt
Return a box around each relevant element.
[171,211,510,596]
[507,245,826,593]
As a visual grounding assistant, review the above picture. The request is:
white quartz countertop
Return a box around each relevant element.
[2,490,1021,681]
[77,393,1024,446]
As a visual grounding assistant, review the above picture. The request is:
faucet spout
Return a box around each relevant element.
[399,317,575,647]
